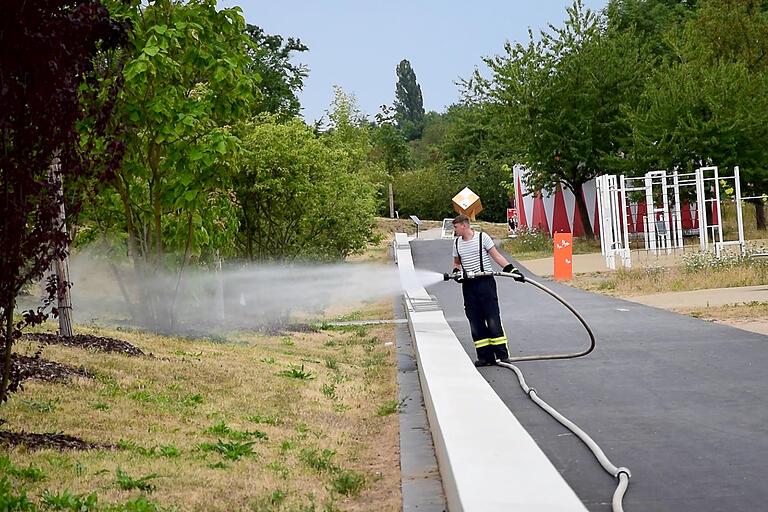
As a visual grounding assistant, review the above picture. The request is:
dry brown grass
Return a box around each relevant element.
[3,307,400,511]
[569,255,768,297]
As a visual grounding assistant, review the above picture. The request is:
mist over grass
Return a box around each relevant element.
[19,251,443,334]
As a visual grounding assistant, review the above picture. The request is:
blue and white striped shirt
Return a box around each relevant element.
[453,231,494,273]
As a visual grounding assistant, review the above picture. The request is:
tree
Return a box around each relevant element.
[233,115,378,262]
[627,0,768,228]
[605,0,699,59]
[475,1,652,236]
[244,24,308,119]
[84,0,254,331]
[440,103,511,222]
[394,59,425,140]
[0,0,128,402]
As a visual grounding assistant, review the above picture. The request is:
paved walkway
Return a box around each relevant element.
[409,238,768,511]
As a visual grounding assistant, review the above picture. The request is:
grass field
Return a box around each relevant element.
[2,239,402,512]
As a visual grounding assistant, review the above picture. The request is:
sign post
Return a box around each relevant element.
[554,233,572,280]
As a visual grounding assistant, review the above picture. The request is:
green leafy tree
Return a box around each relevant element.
[475,1,652,235]
[244,24,308,119]
[234,115,378,261]
[85,0,254,331]
[393,163,461,220]
[408,111,449,166]
[605,0,699,58]
[371,105,412,178]
[394,59,425,140]
[440,103,511,222]
[627,0,768,228]
[324,87,391,216]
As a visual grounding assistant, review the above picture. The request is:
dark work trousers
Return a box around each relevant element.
[461,276,509,362]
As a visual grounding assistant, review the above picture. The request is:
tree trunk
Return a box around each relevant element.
[389,182,394,218]
[215,250,225,324]
[169,213,194,330]
[754,201,766,230]
[0,301,14,404]
[572,182,595,239]
[48,156,73,337]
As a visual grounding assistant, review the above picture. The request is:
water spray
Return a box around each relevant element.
[443,269,629,512]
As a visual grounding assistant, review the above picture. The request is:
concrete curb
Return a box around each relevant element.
[394,233,588,511]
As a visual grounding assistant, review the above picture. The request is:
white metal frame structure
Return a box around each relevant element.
[596,166,745,269]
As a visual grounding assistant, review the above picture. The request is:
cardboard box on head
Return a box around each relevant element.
[452,187,483,221]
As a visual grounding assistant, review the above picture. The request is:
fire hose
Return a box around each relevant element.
[443,269,631,512]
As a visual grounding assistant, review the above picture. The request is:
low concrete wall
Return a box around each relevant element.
[394,232,587,512]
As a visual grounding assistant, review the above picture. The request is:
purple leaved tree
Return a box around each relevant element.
[0,0,129,403]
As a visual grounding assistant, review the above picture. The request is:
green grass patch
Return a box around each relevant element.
[115,467,159,492]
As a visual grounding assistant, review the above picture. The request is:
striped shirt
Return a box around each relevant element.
[453,231,494,273]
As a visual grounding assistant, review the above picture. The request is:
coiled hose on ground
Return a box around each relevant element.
[444,270,632,512]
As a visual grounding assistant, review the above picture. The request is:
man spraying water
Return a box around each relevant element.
[450,215,524,366]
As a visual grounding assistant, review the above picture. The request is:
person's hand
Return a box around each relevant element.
[503,264,525,282]
[452,267,465,283]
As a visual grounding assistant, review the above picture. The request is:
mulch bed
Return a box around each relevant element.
[0,430,113,451]
[24,332,145,356]
[12,352,92,383]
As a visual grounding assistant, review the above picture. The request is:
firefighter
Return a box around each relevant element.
[451,214,524,366]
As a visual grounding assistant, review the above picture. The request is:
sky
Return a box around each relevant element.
[217,1,610,124]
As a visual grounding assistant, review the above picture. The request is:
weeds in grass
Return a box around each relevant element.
[0,456,47,482]
[115,467,159,492]
[181,393,204,406]
[324,357,339,370]
[376,398,406,417]
[171,350,202,357]
[92,402,110,411]
[330,469,366,496]
[197,440,256,461]
[329,372,350,384]
[279,364,315,381]
[321,383,337,400]
[21,398,58,413]
[245,414,281,426]
[41,488,99,510]
[332,403,351,413]
[114,496,171,512]
[202,422,268,441]
[265,462,290,480]
[250,488,288,511]
[331,311,363,322]
[319,324,369,337]
[0,477,35,511]
[117,439,181,458]
[281,336,295,346]
[117,442,181,459]
[300,448,338,473]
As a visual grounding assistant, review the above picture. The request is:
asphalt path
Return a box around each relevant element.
[411,238,768,512]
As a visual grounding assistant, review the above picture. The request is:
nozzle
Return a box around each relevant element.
[443,272,451,281]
